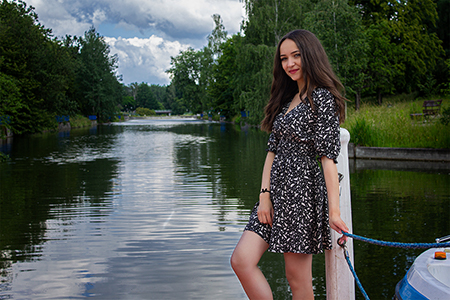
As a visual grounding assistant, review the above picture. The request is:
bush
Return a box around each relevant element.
[342,97,450,148]
[70,115,91,128]
[440,106,450,126]
[349,117,375,146]
[232,115,241,124]
[135,107,156,116]
[0,152,9,162]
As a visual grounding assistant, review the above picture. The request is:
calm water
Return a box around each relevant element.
[0,119,449,300]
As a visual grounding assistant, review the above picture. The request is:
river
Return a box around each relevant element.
[0,118,449,299]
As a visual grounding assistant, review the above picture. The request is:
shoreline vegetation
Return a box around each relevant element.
[1,95,448,164]
[341,95,450,149]
[1,1,449,151]
[72,93,449,150]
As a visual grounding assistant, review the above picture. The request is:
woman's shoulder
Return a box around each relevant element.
[312,87,333,99]
[311,87,336,111]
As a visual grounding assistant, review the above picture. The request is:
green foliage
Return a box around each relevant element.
[69,114,91,128]
[417,72,439,97]
[435,0,450,56]
[207,14,228,57]
[0,0,62,133]
[440,106,450,126]
[234,43,274,125]
[305,0,369,105]
[242,0,313,47]
[167,47,213,114]
[135,107,156,116]
[75,27,122,120]
[349,117,375,146]
[208,35,240,119]
[350,0,444,102]
[365,21,403,103]
[409,101,422,115]
[165,0,447,127]
[163,84,187,115]
[0,72,22,131]
[438,59,450,97]
[135,82,163,110]
[0,151,9,162]
[0,1,123,134]
[121,96,135,112]
[342,98,450,148]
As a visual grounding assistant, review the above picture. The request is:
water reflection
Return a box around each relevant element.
[0,127,121,299]
[0,119,449,300]
[350,167,450,298]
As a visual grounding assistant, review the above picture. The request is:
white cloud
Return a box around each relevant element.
[26,0,245,85]
[29,0,244,40]
[105,36,190,85]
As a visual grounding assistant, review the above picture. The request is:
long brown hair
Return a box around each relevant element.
[261,30,346,132]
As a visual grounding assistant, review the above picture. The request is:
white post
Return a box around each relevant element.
[325,128,355,300]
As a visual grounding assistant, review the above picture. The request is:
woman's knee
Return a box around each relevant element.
[231,231,268,273]
[230,247,251,273]
[284,253,313,290]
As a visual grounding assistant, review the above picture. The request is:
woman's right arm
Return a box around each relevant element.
[257,151,275,226]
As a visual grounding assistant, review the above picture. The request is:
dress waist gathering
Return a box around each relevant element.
[275,139,316,159]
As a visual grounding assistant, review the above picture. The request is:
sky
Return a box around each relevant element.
[26,0,246,86]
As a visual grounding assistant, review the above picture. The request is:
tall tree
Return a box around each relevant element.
[365,22,404,104]
[135,82,162,110]
[208,35,240,119]
[305,0,369,109]
[129,82,139,100]
[0,0,76,133]
[207,14,228,59]
[233,42,274,124]
[350,0,444,102]
[75,27,122,119]
[163,83,187,115]
[232,0,316,124]
[435,0,449,57]
[242,0,314,47]
[167,47,213,114]
[0,72,22,133]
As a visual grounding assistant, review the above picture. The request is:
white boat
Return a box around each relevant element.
[394,237,450,300]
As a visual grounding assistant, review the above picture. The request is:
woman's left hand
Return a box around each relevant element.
[329,214,349,241]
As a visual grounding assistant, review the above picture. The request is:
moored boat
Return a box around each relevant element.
[394,236,450,300]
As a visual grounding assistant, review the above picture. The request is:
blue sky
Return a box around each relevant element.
[26,0,245,85]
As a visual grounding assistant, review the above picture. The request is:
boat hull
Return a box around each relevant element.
[394,248,450,300]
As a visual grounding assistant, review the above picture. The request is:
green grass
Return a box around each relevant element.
[70,115,92,128]
[341,95,450,149]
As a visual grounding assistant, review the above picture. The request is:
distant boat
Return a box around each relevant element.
[394,235,450,300]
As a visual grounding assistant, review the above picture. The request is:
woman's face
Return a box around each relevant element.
[280,39,303,83]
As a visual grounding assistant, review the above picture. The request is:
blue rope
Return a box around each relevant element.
[337,232,450,300]
[341,245,370,300]
[342,231,450,249]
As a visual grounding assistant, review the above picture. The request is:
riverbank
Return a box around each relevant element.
[126,117,450,163]
[348,144,450,162]
[341,97,449,149]
[129,115,197,120]
[2,116,449,164]
[80,116,450,163]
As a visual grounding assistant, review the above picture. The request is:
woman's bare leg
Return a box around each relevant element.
[283,253,314,300]
[230,231,272,300]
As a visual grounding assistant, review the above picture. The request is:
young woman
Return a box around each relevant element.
[230,29,349,299]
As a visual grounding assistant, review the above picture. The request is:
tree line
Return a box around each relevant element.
[0,0,125,134]
[167,0,449,124]
[1,0,449,135]
[0,0,185,135]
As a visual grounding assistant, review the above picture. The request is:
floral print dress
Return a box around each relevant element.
[244,87,341,254]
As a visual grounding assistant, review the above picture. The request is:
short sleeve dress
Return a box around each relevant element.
[244,87,341,254]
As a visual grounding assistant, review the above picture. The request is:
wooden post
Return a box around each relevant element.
[326,128,355,300]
